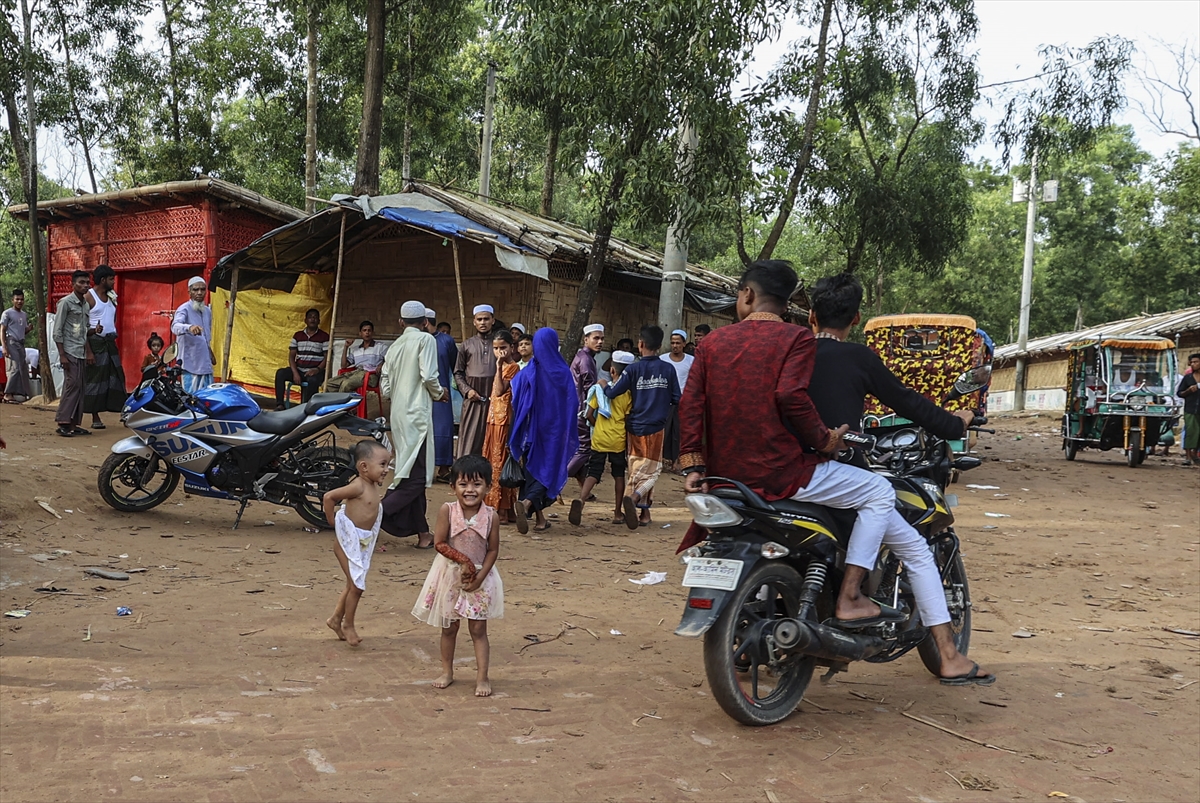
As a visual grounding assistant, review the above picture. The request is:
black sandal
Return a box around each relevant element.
[70,427,92,436]
[55,426,75,437]
[939,662,997,686]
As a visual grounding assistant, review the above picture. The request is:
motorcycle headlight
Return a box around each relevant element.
[679,546,703,565]
[684,494,742,528]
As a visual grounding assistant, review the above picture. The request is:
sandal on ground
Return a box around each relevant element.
[55,426,75,437]
[414,540,435,550]
[939,662,997,686]
[514,500,529,534]
[830,603,906,629]
[568,499,584,526]
[91,422,106,430]
[70,427,92,436]
[533,521,552,532]
[621,497,639,531]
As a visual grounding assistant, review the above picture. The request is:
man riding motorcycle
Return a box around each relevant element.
[807,272,994,686]
[678,261,994,687]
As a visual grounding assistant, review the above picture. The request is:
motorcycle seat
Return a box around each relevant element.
[247,405,310,434]
[304,392,359,415]
[770,499,858,541]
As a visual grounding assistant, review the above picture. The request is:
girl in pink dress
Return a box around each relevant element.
[412,454,503,696]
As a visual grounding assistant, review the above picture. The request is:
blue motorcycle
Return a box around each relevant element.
[98,345,388,529]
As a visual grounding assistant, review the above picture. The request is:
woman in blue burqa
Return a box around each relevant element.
[508,328,578,533]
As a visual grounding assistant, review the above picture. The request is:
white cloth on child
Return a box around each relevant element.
[335,506,382,590]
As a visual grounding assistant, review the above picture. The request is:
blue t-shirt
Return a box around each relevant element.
[605,355,680,435]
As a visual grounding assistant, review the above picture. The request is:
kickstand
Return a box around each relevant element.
[232,498,249,530]
[819,665,847,685]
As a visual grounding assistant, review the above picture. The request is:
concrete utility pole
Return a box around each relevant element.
[1013,151,1038,412]
[479,61,497,200]
[658,120,698,335]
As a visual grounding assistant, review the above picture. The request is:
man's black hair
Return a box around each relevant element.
[639,324,664,352]
[93,264,115,282]
[358,320,374,330]
[306,308,320,318]
[11,288,23,297]
[402,315,425,325]
[738,260,798,305]
[694,323,711,334]
[351,438,388,468]
[450,454,492,486]
[71,269,90,283]
[1190,353,1200,361]
[518,333,533,344]
[810,272,864,330]
[437,321,451,330]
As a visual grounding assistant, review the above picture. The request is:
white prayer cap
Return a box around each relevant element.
[424,307,436,319]
[187,276,206,289]
[473,304,494,315]
[672,328,688,341]
[611,350,636,365]
[401,300,426,319]
[511,323,526,334]
[583,323,605,335]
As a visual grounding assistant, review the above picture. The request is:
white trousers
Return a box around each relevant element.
[789,461,951,627]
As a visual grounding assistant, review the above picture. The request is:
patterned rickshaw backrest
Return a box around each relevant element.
[861,314,989,418]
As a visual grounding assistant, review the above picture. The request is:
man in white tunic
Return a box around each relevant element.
[379,300,448,549]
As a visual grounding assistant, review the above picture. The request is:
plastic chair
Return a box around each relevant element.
[336,368,384,419]
[283,379,311,409]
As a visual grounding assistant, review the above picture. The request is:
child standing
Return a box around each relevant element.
[570,350,635,527]
[412,454,503,696]
[482,331,520,523]
[322,439,390,647]
[515,333,533,370]
[142,333,165,370]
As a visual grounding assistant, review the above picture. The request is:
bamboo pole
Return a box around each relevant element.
[220,263,239,382]
[452,238,467,339]
[326,210,347,384]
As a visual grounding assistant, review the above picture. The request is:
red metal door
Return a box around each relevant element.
[116,269,196,391]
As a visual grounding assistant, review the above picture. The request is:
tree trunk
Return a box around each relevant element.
[353,0,386,196]
[16,0,56,400]
[539,120,559,217]
[561,165,628,361]
[755,0,834,261]
[304,0,318,213]
[161,0,183,177]
[401,3,412,183]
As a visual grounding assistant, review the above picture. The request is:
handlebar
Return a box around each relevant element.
[969,427,995,434]
[842,431,876,448]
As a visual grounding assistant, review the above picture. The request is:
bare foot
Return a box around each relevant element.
[432,672,454,689]
[343,624,362,647]
[834,597,882,622]
[475,679,492,697]
[326,616,346,640]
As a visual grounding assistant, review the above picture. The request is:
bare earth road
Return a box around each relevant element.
[2,404,1198,803]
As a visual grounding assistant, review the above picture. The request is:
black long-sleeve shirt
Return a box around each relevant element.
[809,338,966,440]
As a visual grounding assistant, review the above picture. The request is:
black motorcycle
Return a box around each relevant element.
[675,367,993,725]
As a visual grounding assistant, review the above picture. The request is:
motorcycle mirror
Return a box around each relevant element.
[161,343,179,364]
[945,365,993,402]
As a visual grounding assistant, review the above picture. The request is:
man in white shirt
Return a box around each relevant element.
[326,320,388,392]
[661,328,695,468]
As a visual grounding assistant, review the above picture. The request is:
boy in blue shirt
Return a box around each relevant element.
[604,325,679,528]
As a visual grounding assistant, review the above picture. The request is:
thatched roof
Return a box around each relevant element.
[994,306,1200,365]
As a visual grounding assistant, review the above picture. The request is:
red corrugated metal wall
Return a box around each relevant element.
[46,199,279,390]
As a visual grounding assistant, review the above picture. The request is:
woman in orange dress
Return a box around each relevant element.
[482,330,520,522]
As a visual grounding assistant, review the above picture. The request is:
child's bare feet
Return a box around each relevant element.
[475,679,492,697]
[326,616,346,640]
[343,624,362,647]
[432,672,454,689]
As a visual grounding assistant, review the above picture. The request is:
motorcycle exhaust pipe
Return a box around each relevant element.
[772,618,886,663]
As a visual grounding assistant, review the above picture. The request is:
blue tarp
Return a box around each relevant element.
[376,206,534,255]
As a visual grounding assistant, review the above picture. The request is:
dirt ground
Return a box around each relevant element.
[1,403,1197,803]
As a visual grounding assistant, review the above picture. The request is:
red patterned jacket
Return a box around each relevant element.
[678,313,832,502]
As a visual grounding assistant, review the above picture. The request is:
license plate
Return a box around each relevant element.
[682,558,744,591]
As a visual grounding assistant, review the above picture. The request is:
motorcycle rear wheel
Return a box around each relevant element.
[98,453,179,512]
[703,562,816,726]
[291,446,355,529]
[917,547,972,676]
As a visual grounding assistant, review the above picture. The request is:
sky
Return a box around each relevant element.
[32,0,1200,191]
[747,0,1200,164]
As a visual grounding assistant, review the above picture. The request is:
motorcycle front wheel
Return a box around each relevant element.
[703,561,816,726]
[917,544,972,676]
[290,446,355,529]
[98,453,179,512]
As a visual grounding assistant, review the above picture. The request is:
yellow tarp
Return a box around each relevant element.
[211,273,334,395]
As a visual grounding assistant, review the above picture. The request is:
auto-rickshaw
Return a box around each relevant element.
[1061,337,1178,466]
[860,314,992,456]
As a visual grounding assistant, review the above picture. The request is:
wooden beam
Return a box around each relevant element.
[325,211,347,384]
[452,238,467,340]
[220,263,240,383]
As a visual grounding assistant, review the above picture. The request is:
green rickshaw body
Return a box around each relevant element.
[1062,337,1179,466]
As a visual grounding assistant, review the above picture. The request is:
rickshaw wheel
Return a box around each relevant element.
[1063,440,1078,461]
[1126,430,1142,468]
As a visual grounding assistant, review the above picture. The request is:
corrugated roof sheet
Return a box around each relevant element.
[994,306,1200,365]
